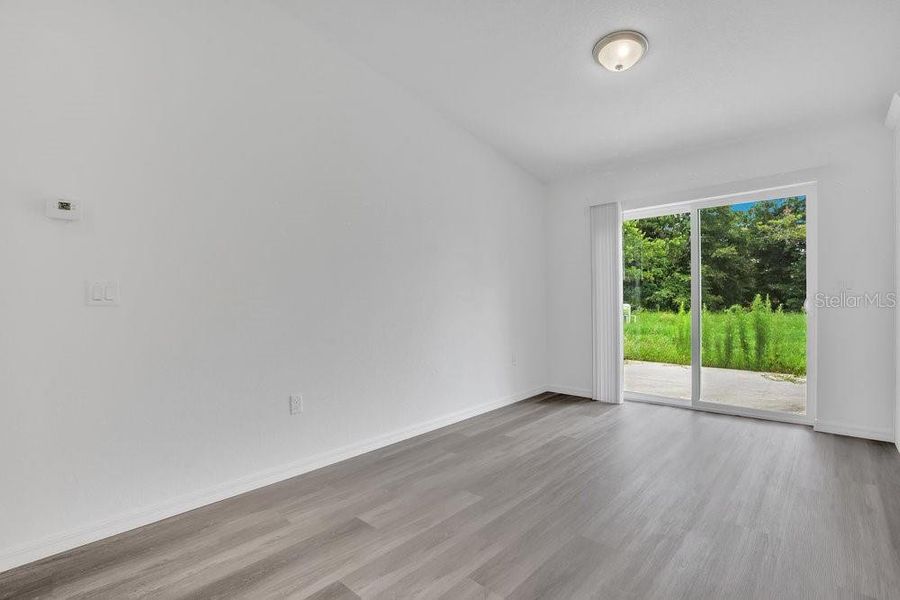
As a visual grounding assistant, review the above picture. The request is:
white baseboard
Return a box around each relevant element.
[546,385,593,398]
[813,419,894,442]
[0,385,546,574]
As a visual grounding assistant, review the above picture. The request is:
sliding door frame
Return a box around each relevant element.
[622,181,817,426]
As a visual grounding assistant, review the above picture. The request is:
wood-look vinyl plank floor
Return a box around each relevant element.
[2,393,899,599]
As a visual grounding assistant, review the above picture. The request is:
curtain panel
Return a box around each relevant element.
[590,202,624,404]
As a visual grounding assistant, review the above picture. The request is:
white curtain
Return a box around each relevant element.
[591,202,624,404]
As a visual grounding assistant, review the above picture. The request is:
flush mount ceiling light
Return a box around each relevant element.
[593,30,648,72]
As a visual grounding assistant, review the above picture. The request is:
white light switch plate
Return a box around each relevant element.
[86,280,120,306]
[289,394,303,415]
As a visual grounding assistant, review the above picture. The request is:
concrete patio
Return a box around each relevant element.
[624,360,806,414]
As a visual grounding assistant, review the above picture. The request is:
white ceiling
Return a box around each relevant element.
[282,0,900,181]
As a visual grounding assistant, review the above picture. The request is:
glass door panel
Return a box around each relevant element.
[622,212,692,400]
[698,196,807,414]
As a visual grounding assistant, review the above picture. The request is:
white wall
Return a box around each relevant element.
[547,117,896,441]
[0,1,547,569]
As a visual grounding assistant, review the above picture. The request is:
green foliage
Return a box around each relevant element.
[625,306,806,375]
[623,214,691,311]
[624,309,692,366]
[751,294,772,369]
[624,197,807,312]
[623,197,807,376]
[674,301,691,360]
[699,206,754,309]
[700,305,711,366]
[736,306,750,365]
[721,307,736,367]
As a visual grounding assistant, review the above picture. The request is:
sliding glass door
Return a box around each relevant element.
[623,211,692,401]
[698,197,807,415]
[622,184,815,423]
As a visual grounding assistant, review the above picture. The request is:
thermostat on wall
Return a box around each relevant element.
[46,198,82,220]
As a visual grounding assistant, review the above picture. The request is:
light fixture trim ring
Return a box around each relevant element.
[592,30,649,72]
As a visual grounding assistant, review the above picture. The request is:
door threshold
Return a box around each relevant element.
[624,392,813,426]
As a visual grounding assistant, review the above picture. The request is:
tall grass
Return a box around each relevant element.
[751,294,771,369]
[624,294,806,375]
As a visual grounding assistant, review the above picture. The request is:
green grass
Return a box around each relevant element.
[624,304,806,375]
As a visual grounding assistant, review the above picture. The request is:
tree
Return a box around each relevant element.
[699,206,753,310]
[624,197,806,312]
[623,214,690,311]
[746,197,806,311]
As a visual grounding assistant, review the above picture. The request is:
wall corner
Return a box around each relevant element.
[886,92,900,131]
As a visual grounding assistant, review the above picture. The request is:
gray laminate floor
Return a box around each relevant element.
[2,394,900,599]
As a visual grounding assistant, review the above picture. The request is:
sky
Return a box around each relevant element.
[729,197,803,212]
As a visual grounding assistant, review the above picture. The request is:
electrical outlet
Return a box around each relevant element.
[289,394,303,415]
[512,354,518,367]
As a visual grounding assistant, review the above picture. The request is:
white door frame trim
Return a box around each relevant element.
[621,181,818,426]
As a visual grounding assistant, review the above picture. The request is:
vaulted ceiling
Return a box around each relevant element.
[282,0,900,181]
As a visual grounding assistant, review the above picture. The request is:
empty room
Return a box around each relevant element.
[2,0,900,598]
